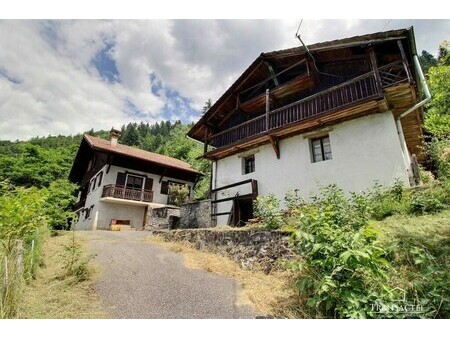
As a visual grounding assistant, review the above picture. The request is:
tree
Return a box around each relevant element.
[419,50,438,74]
[202,99,213,114]
[438,40,449,65]
[121,123,140,146]
[424,61,450,138]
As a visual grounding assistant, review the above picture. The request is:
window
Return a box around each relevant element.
[311,135,332,163]
[126,175,144,190]
[243,155,255,175]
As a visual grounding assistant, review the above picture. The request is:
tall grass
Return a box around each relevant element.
[0,182,48,318]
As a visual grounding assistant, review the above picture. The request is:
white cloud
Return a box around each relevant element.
[0,19,448,141]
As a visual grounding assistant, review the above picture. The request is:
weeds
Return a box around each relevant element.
[60,230,92,282]
[253,179,450,318]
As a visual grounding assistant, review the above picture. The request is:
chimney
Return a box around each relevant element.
[110,128,121,147]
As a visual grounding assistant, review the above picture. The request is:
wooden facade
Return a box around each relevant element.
[188,28,426,164]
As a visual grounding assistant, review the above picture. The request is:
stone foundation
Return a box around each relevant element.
[157,228,295,273]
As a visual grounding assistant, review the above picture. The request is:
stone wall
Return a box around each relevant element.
[145,207,180,230]
[179,200,212,229]
[157,228,295,273]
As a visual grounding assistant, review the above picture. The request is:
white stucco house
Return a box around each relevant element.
[69,130,203,230]
[187,27,429,226]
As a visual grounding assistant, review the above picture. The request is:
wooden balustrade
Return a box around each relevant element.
[208,61,410,149]
[102,185,154,203]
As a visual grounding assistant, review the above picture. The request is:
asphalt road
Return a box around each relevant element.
[78,230,257,319]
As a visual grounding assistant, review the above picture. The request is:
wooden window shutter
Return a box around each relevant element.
[97,171,103,187]
[144,178,153,191]
[116,172,126,187]
[160,181,169,195]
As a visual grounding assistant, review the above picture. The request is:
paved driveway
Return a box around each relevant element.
[78,230,257,319]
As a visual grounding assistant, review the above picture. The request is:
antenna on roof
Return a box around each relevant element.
[295,19,303,39]
[295,19,350,79]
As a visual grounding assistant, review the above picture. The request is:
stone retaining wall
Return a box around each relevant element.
[179,200,212,229]
[157,228,296,273]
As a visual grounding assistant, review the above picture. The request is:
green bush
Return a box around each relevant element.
[408,187,445,215]
[254,194,283,230]
[368,181,408,220]
[288,186,401,318]
[427,139,450,180]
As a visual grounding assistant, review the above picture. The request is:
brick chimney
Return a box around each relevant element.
[110,128,121,147]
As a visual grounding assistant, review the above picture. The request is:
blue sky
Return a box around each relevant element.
[0,19,448,140]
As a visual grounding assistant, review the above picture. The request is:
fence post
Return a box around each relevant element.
[30,239,35,273]
[15,240,23,275]
[3,256,8,287]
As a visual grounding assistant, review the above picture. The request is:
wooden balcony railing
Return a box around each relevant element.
[101,184,154,203]
[208,60,410,149]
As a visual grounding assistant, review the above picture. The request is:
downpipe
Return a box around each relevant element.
[396,54,431,182]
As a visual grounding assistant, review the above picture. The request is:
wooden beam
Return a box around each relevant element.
[265,61,279,86]
[210,179,255,193]
[206,58,264,122]
[268,135,280,159]
[159,168,167,183]
[397,40,412,82]
[217,97,240,127]
[368,46,383,92]
[203,127,209,154]
[239,58,306,96]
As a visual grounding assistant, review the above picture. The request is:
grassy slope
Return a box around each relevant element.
[20,232,105,319]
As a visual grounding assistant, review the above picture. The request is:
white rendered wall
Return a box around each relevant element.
[214,111,410,225]
[74,165,195,230]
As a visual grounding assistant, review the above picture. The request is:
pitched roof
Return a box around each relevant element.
[84,134,202,175]
[187,27,416,141]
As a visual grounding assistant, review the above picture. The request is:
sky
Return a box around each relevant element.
[0,19,448,141]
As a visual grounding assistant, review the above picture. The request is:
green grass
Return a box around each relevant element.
[373,209,450,318]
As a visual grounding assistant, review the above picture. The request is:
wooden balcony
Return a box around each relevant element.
[208,60,411,151]
[101,184,154,203]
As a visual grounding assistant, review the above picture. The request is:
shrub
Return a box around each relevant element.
[288,186,395,318]
[427,139,450,180]
[408,185,446,215]
[254,194,283,230]
[168,184,189,206]
[367,181,408,220]
[60,231,91,283]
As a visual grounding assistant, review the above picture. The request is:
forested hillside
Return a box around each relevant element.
[0,121,210,195]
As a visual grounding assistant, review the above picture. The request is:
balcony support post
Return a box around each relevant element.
[368,46,383,93]
[397,40,411,83]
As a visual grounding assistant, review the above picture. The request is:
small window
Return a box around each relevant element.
[91,177,97,191]
[243,155,255,175]
[311,135,332,163]
[160,181,169,195]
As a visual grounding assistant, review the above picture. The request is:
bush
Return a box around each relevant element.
[427,139,450,180]
[60,231,91,283]
[368,181,408,220]
[168,184,190,206]
[254,194,283,230]
[288,186,397,318]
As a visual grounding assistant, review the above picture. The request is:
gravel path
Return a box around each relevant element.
[78,230,257,319]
